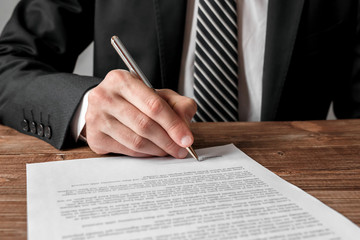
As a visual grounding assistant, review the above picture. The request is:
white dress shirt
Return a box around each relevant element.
[71,0,269,141]
[178,0,268,121]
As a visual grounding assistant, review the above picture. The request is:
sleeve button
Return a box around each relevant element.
[44,126,52,139]
[30,121,37,134]
[37,123,44,137]
[21,119,29,132]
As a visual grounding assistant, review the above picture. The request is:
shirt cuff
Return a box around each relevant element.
[71,90,91,142]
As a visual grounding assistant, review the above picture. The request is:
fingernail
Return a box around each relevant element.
[178,148,188,158]
[181,135,192,147]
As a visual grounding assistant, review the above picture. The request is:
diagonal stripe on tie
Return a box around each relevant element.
[194,0,239,122]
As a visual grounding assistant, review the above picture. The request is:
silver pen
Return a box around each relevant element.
[111,35,199,161]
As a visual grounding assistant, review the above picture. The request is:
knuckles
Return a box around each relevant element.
[146,97,165,116]
[166,119,184,136]
[88,87,113,106]
[131,135,146,151]
[136,115,153,134]
[104,69,132,89]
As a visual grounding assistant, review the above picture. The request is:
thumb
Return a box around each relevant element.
[156,89,197,126]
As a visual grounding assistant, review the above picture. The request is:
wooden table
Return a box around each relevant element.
[1,120,360,239]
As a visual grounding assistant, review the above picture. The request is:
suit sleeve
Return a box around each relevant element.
[0,0,101,149]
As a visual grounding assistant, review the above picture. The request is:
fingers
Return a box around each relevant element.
[110,71,195,148]
[102,97,190,158]
[85,69,195,158]
[88,114,164,156]
[85,127,152,158]
[85,84,164,157]
[85,101,161,157]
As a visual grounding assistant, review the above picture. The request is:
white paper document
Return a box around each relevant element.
[27,144,360,240]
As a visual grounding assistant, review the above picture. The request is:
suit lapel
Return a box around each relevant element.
[152,0,187,90]
[261,0,305,120]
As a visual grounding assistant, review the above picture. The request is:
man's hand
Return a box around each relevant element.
[84,70,197,158]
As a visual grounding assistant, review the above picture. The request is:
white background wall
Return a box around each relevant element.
[0,0,18,31]
[0,0,335,119]
[0,0,94,76]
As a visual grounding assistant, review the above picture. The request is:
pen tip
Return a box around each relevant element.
[186,146,200,161]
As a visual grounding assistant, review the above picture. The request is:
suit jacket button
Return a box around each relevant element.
[44,126,52,139]
[21,119,29,132]
[37,123,44,137]
[30,121,37,134]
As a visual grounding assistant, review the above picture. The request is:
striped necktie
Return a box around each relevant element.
[193,0,239,122]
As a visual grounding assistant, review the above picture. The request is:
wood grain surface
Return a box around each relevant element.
[1,120,360,239]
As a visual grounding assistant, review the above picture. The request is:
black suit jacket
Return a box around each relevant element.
[0,0,359,149]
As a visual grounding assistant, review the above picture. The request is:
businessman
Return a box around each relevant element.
[0,0,359,158]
